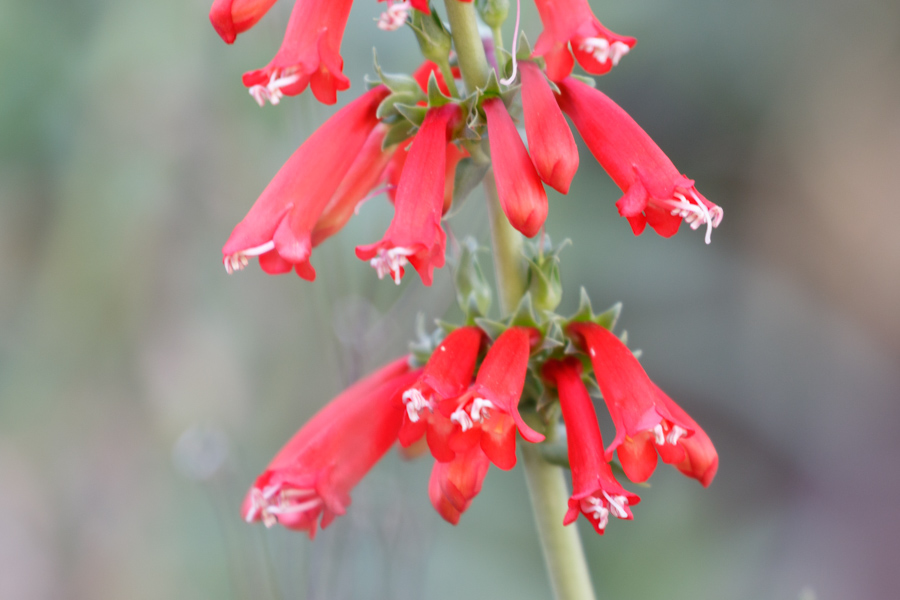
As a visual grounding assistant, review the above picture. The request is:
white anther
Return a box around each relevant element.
[581,497,610,530]
[402,388,433,422]
[248,69,302,107]
[369,246,415,284]
[377,1,411,31]
[667,425,687,446]
[602,490,630,519]
[451,407,474,431]
[662,191,722,245]
[578,37,610,63]
[469,397,495,422]
[609,41,631,66]
[653,423,666,445]
[224,240,276,274]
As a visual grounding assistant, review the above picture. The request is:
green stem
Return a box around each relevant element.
[442,0,490,91]
[435,58,461,98]
[486,174,597,600]
[448,3,596,597]
[491,27,505,77]
[483,171,526,314]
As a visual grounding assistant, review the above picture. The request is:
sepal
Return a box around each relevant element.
[373,50,422,94]
[411,9,453,66]
[452,238,492,319]
[427,72,454,107]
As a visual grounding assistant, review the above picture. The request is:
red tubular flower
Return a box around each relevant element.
[398,326,485,461]
[483,97,548,238]
[241,357,421,538]
[568,322,718,486]
[241,0,351,106]
[520,62,579,194]
[440,327,545,470]
[557,77,724,243]
[209,0,278,44]
[542,357,640,534]
[428,445,491,524]
[356,103,462,286]
[311,123,395,246]
[532,0,636,78]
[222,86,388,280]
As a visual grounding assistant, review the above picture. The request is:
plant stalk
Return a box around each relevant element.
[445,3,597,596]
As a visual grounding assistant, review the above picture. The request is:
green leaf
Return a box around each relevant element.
[382,121,417,150]
[427,71,453,107]
[395,103,428,127]
[377,91,423,120]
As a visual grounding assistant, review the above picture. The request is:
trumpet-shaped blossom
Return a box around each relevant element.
[483,97,548,238]
[398,326,485,461]
[542,358,640,534]
[520,61,579,194]
[242,0,352,105]
[533,0,636,78]
[428,445,491,524]
[356,103,462,286]
[311,123,395,246]
[209,0,278,44]
[568,322,717,486]
[241,357,421,537]
[222,86,388,280]
[557,77,724,243]
[438,327,545,470]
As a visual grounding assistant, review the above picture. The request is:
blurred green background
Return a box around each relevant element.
[2,0,899,598]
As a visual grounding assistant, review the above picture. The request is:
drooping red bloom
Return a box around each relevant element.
[483,97,548,238]
[222,86,388,280]
[241,357,421,537]
[542,357,640,534]
[356,103,462,286]
[520,61,579,194]
[311,123,395,246]
[557,77,724,243]
[438,327,545,470]
[398,326,485,461]
[568,322,718,486]
[532,0,636,79]
[209,0,278,44]
[241,0,352,105]
[428,444,491,524]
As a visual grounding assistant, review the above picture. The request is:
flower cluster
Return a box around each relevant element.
[212,0,722,548]
[242,256,718,536]
[213,0,723,285]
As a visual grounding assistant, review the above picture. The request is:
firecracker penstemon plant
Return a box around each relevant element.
[211,0,721,597]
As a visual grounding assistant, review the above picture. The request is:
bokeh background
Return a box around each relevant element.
[2,0,899,598]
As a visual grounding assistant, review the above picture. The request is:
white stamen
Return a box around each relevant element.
[581,497,610,530]
[224,240,276,274]
[667,425,687,446]
[500,0,522,86]
[248,69,302,107]
[246,486,320,527]
[578,37,610,64]
[401,388,433,422]
[368,246,415,284]
[609,41,631,66]
[653,423,666,445]
[661,191,722,245]
[451,407,474,431]
[602,490,630,519]
[577,38,632,66]
[377,1,411,31]
[469,397,495,422]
